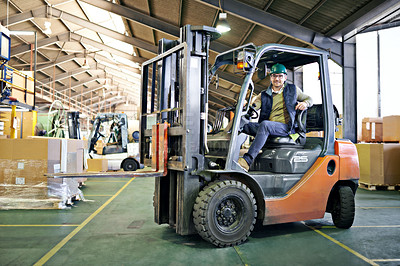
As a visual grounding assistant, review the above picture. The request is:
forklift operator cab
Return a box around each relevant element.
[140,26,359,248]
[207,44,330,176]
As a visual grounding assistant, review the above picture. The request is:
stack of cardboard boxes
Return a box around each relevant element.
[356,115,400,187]
[0,137,85,209]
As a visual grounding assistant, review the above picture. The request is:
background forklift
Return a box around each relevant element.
[88,113,141,171]
[140,25,360,247]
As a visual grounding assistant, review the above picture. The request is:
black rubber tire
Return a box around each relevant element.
[331,186,355,229]
[193,180,257,247]
[121,158,138,171]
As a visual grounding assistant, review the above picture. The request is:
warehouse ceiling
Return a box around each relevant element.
[1,0,399,119]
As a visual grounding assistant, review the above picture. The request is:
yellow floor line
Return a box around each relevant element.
[372,259,400,262]
[83,195,113,197]
[34,177,135,266]
[357,206,400,209]
[352,225,400,228]
[233,246,250,266]
[0,224,79,227]
[85,180,129,183]
[321,225,400,229]
[302,222,378,266]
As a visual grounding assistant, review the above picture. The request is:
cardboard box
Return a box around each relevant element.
[362,117,383,142]
[27,137,84,173]
[87,158,108,172]
[0,138,85,209]
[383,115,400,142]
[356,143,400,185]
[306,131,323,137]
[0,138,85,182]
[0,138,61,187]
[22,111,34,138]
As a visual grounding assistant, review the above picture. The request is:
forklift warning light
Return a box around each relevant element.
[237,61,248,69]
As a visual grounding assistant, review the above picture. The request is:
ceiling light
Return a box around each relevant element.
[43,21,52,35]
[216,12,231,33]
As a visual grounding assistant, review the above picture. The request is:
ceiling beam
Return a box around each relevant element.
[11,32,145,63]
[36,53,82,71]
[80,0,180,36]
[39,64,105,85]
[1,6,158,54]
[216,70,264,92]
[57,76,106,93]
[325,0,400,39]
[0,8,43,26]
[87,94,127,107]
[76,0,258,89]
[208,84,237,101]
[102,98,128,109]
[71,84,104,99]
[197,0,342,62]
[208,91,235,106]
[79,0,231,53]
[276,0,328,44]
[36,52,141,76]
[361,19,400,33]
[208,95,228,109]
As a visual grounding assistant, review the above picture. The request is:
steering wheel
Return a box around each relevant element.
[247,104,259,119]
[296,109,307,133]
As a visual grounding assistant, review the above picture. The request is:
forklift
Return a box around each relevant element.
[88,113,140,171]
[139,25,360,247]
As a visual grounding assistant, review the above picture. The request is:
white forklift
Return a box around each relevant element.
[87,113,141,171]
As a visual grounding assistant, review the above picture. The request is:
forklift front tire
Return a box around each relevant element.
[193,180,257,247]
[121,158,138,171]
[331,186,355,229]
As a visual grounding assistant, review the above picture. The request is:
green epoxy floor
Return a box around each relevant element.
[0,178,399,266]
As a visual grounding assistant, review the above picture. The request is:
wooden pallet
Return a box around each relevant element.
[0,198,64,210]
[360,182,400,191]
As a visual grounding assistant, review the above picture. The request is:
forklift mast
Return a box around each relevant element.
[67,111,81,139]
[139,25,221,235]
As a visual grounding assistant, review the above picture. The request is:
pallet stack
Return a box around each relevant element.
[356,115,400,191]
[0,138,86,209]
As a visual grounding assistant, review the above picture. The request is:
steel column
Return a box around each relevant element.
[342,41,357,142]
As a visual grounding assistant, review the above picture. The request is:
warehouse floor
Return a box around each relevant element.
[0,177,399,266]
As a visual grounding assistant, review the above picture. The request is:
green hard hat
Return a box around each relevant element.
[270,63,287,74]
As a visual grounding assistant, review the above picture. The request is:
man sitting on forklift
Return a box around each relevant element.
[238,63,313,172]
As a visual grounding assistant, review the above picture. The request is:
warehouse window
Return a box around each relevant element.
[356,26,400,140]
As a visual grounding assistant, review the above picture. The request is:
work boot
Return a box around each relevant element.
[238,157,250,172]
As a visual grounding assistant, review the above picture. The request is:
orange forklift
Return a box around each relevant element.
[139,25,360,247]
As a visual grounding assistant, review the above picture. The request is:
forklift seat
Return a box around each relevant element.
[263,109,307,148]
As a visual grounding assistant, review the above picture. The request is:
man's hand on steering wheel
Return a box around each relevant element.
[295,101,308,111]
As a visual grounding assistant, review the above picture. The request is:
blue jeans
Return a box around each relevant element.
[242,121,290,165]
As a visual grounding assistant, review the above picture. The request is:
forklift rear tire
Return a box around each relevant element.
[331,186,355,229]
[121,158,138,171]
[193,180,257,247]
